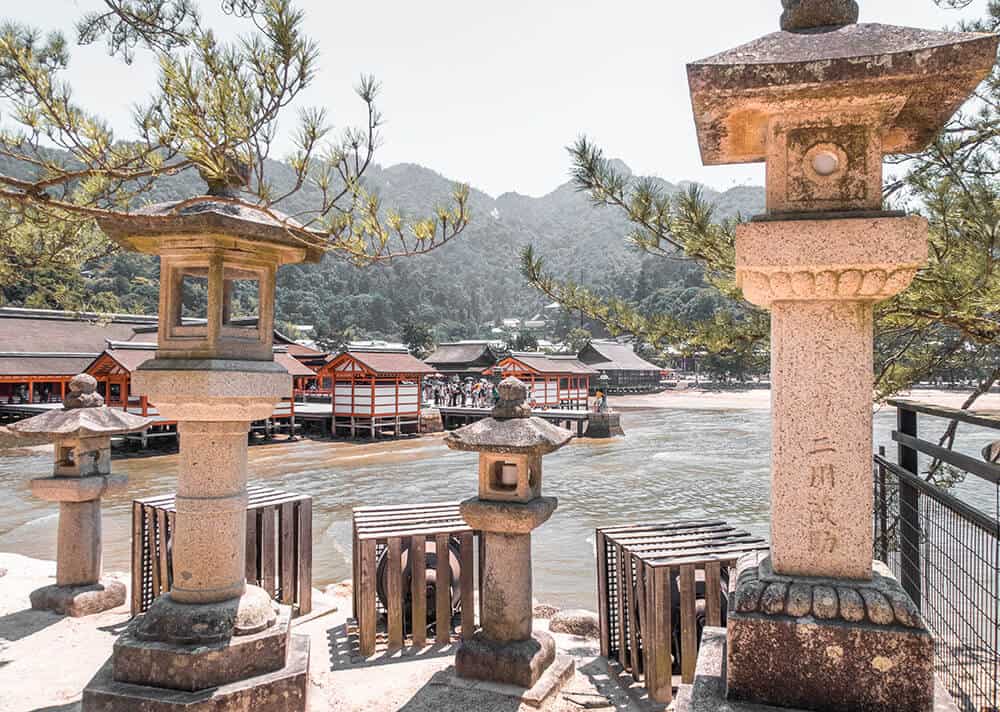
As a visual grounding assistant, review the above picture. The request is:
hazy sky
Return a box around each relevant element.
[9,0,989,197]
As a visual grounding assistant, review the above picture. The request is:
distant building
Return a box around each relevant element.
[424,341,501,380]
[316,349,438,438]
[490,353,595,409]
[577,340,663,391]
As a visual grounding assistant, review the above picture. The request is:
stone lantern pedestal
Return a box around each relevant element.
[444,378,575,697]
[678,2,998,711]
[81,195,323,711]
[10,374,150,617]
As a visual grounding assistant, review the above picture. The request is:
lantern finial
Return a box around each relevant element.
[781,0,858,31]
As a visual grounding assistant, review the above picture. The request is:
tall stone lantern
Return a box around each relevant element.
[82,191,323,711]
[444,377,574,693]
[10,374,150,616]
[680,2,998,711]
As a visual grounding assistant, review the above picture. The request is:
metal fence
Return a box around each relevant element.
[874,399,1000,712]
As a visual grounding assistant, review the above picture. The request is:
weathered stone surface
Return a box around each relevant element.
[760,582,788,615]
[30,578,126,617]
[812,586,838,620]
[114,606,290,692]
[836,586,865,623]
[135,586,277,645]
[687,24,998,167]
[677,627,959,712]
[786,582,812,617]
[726,558,936,712]
[460,496,557,535]
[532,603,558,619]
[548,609,599,638]
[585,412,624,438]
[731,556,928,629]
[419,408,444,434]
[728,615,935,712]
[30,474,128,503]
[456,631,556,688]
[83,631,309,711]
[780,0,858,31]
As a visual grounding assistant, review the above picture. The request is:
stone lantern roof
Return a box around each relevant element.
[687,3,999,166]
[9,374,151,439]
[96,196,326,264]
[443,377,573,455]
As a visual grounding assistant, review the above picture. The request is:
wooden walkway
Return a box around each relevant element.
[436,406,592,436]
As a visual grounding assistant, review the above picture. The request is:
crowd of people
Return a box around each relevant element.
[423,377,498,408]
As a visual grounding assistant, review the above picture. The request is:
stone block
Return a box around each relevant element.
[112,607,291,692]
[82,632,309,712]
[678,627,959,712]
[30,578,126,617]
[585,413,624,438]
[548,609,600,638]
[726,557,935,712]
[30,474,127,503]
[460,496,557,534]
[456,630,556,688]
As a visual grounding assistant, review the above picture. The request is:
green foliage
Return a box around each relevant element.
[0,0,469,275]
[512,332,539,352]
[565,328,592,353]
[523,3,1000,396]
[402,320,434,359]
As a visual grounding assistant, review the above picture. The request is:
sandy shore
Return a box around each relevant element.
[0,553,647,712]
[610,387,1000,412]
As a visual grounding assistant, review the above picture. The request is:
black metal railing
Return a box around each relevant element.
[874,399,1000,712]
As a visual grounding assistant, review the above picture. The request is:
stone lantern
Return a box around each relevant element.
[680,2,998,711]
[10,374,150,616]
[444,377,574,693]
[82,191,323,710]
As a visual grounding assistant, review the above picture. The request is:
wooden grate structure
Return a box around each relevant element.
[596,520,769,703]
[131,485,313,617]
[352,502,481,657]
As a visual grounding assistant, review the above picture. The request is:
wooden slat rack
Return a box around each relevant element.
[352,501,481,657]
[596,520,769,704]
[131,485,313,617]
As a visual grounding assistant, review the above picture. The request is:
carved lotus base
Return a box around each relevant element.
[726,554,935,712]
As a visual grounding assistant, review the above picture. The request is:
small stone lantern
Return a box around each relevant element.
[444,377,574,692]
[681,2,998,711]
[9,374,151,616]
[82,191,323,711]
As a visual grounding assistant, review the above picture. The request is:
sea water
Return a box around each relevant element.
[0,408,996,609]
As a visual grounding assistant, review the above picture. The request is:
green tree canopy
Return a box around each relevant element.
[0,0,469,289]
[523,2,1000,400]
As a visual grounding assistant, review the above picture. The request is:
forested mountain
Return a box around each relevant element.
[2,152,764,343]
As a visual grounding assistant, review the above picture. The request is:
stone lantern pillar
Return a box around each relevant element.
[680,2,998,711]
[9,374,151,616]
[82,193,323,711]
[444,377,575,695]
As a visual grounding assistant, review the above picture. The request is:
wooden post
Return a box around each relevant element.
[245,509,259,585]
[130,502,143,616]
[280,502,295,604]
[704,560,722,627]
[261,507,275,598]
[679,564,698,683]
[596,530,610,657]
[647,564,673,703]
[387,536,403,652]
[360,538,376,656]
[459,532,474,638]
[435,533,451,645]
[411,535,427,647]
[297,498,312,615]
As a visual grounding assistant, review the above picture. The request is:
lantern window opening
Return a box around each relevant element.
[492,460,519,492]
[221,265,263,338]
[57,445,75,468]
[177,268,210,325]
